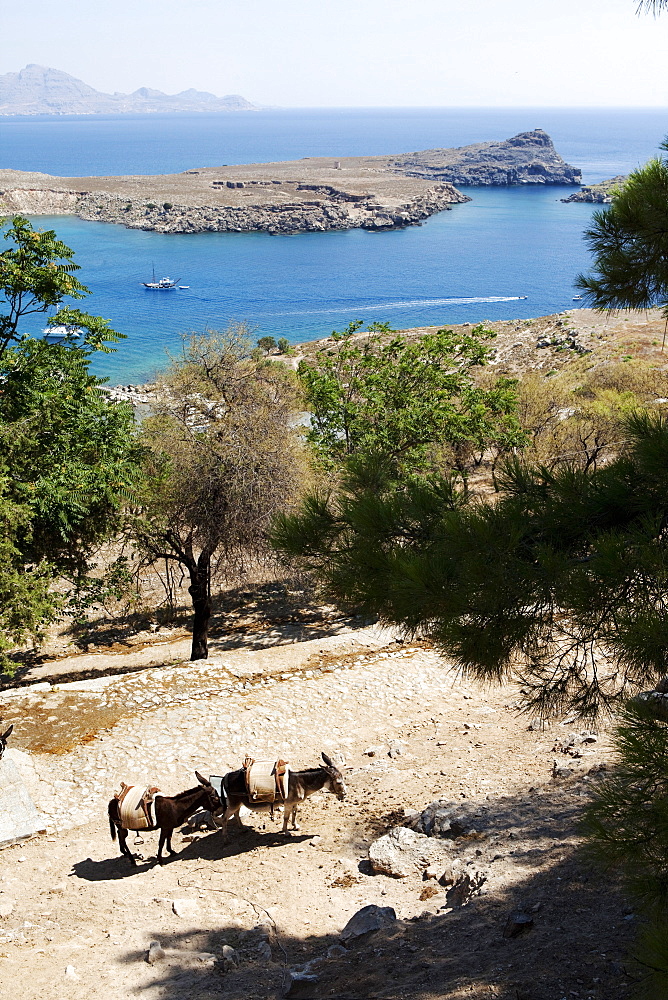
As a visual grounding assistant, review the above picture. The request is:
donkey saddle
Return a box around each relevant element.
[242,757,290,803]
[115,782,162,830]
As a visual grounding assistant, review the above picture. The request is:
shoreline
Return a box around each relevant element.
[99,308,668,402]
[0,130,579,236]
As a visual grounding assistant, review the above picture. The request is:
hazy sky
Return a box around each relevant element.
[5,0,668,107]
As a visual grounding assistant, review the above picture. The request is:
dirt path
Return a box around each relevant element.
[0,628,635,1000]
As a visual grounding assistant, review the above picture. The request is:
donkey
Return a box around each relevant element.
[0,725,13,760]
[218,752,346,837]
[108,772,221,866]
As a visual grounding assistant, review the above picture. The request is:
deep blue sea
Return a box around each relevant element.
[2,107,668,382]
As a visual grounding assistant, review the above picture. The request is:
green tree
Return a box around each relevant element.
[273,412,668,718]
[0,216,90,356]
[257,335,277,354]
[575,149,668,313]
[298,323,525,474]
[1,335,141,577]
[136,326,305,661]
[0,216,142,670]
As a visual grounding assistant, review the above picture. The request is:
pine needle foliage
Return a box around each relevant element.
[575,150,668,312]
[273,412,668,717]
[582,700,668,998]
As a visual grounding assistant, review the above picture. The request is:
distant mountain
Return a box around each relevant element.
[0,65,257,115]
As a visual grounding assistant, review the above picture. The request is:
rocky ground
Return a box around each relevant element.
[0,622,636,1000]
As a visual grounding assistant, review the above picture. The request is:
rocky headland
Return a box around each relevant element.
[0,130,580,236]
[561,175,627,203]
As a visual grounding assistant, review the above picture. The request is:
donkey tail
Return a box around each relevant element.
[108,799,118,841]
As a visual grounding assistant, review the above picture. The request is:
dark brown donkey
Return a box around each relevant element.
[0,725,13,760]
[108,772,221,866]
[219,752,347,838]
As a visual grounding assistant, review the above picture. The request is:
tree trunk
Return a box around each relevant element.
[188,551,212,660]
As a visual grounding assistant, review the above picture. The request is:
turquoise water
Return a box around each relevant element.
[2,108,667,382]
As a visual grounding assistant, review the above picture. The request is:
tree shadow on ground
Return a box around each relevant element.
[108,778,643,1000]
[1,578,368,687]
[63,578,358,654]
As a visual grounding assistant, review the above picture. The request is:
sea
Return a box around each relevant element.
[2,107,668,383]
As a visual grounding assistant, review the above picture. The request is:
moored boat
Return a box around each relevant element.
[142,275,178,289]
[142,267,178,289]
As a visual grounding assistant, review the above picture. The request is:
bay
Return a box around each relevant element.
[2,107,667,382]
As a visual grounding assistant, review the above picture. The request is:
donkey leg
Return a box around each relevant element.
[282,804,297,833]
[291,805,300,831]
[118,827,137,866]
[157,828,167,864]
[166,828,177,856]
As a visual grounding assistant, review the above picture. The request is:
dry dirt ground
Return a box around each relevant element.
[0,625,635,1000]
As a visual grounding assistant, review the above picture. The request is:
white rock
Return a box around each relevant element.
[369,826,453,878]
[65,965,80,980]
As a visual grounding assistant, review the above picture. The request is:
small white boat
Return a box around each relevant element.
[572,294,583,301]
[178,285,190,289]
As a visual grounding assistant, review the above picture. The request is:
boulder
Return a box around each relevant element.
[369,826,454,877]
[0,755,46,848]
[405,800,476,838]
[340,904,396,943]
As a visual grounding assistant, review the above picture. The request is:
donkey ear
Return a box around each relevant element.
[195,771,210,786]
[2,725,13,740]
[321,752,334,768]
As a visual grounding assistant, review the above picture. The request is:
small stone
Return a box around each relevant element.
[552,763,574,779]
[327,944,348,958]
[0,901,14,918]
[256,940,272,962]
[147,941,165,964]
[503,911,534,938]
[221,944,239,967]
[340,904,396,943]
[65,965,80,981]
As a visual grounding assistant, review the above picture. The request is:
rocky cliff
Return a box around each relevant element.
[73,184,469,234]
[0,130,581,236]
[0,65,256,115]
[561,175,627,203]
[390,129,581,186]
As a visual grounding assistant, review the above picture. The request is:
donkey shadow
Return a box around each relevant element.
[70,825,312,881]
